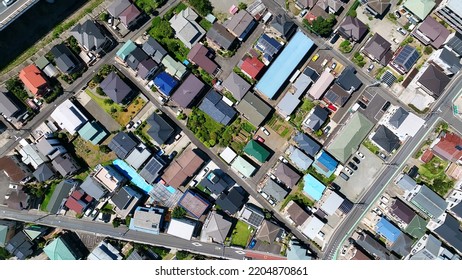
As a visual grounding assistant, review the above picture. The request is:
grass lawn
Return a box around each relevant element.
[72,135,117,169]
[231,220,253,248]
[267,115,294,139]
[290,99,315,129]
[199,18,212,31]
[418,156,453,196]
[362,140,380,155]
[40,183,58,211]
[196,184,212,195]
[419,157,448,180]
[280,192,314,211]
[308,166,336,185]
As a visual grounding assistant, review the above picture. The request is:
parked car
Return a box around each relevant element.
[2,0,15,7]
[174,134,182,141]
[331,62,337,70]
[279,156,288,164]
[330,33,340,44]
[379,152,387,160]
[300,9,308,18]
[323,126,331,135]
[312,53,320,62]
[352,157,360,164]
[168,151,178,160]
[133,120,142,129]
[255,135,265,143]
[397,27,407,35]
[126,121,134,129]
[348,162,358,170]
[357,101,367,109]
[381,101,391,112]
[367,64,374,72]
[8,184,18,190]
[248,239,257,249]
[356,151,365,159]
[339,172,350,181]
[260,127,270,136]
[344,167,354,176]
[394,11,401,18]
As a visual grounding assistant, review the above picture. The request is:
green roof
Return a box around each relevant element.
[404,215,428,239]
[244,139,270,162]
[327,112,373,163]
[231,156,256,177]
[35,56,50,70]
[161,55,187,79]
[78,121,107,145]
[0,224,8,247]
[403,0,435,20]
[116,40,137,61]
[44,237,77,260]
[24,225,46,241]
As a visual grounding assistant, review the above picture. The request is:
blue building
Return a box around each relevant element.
[312,150,338,177]
[255,31,314,99]
[153,71,179,96]
[376,217,402,243]
[303,174,326,201]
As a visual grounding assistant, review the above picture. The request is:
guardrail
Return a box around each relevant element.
[0,0,39,31]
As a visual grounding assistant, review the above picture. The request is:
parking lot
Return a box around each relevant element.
[333,145,383,202]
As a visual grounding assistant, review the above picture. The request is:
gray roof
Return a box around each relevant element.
[263,179,288,202]
[224,10,255,39]
[303,67,319,82]
[139,157,164,184]
[324,84,350,107]
[125,143,152,170]
[336,66,362,92]
[171,74,205,108]
[137,58,158,79]
[70,20,108,53]
[410,234,441,260]
[33,163,55,182]
[371,125,401,153]
[236,92,272,126]
[80,176,107,200]
[126,47,148,71]
[199,170,235,195]
[293,132,321,157]
[203,212,232,243]
[305,105,329,131]
[450,202,462,219]
[222,72,250,100]
[418,64,451,97]
[106,0,131,17]
[111,186,139,210]
[439,48,461,74]
[198,90,237,125]
[256,220,282,243]
[434,214,462,254]
[389,231,413,257]
[389,107,409,128]
[142,37,167,63]
[146,113,175,145]
[108,132,139,159]
[47,180,76,214]
[355,232,398,260]
[100,72,132,104]
[51,154,80,177]
[447,32,462,56]
[275,163,301,188]
[276,93,301,118]
[411,185,448,218]
[206,22,237,50]
[0,92,20,118]
[271,13,296,39]
[397,174,416,191]
[5,231,34,260]
[289,147,313,171]
[363,33,392,66]
[50,44,79,74]
[338,16,368,42]
[216,187,247,215]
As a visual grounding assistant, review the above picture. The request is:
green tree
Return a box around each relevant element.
[424,46,433,55]
[304,15,337,37]
[5,78,28,101]
[176,250,190,260]
[149,17,174,40]
[104,98,114,105]
[99,145,111,153]
[238,2,247,10]
[339,40,352,53]
[96,87,105,96]
[188,0,213,17]
[172,206,187,218]
[112,218,121,228]
[99,12,109,22]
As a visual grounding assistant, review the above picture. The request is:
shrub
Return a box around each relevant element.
[424,46,433,55]
[96,87,105,96]
[238,2,247,10]
[99,145,111,153]
[99,12,109,22]
[172,206,187,218]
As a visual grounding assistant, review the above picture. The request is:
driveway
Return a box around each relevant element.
[0,171,11,205]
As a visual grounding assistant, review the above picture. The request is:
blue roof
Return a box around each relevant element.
[316,150,338,172]
[154,71,178,96]
[376,217,402,243]
[303,174,326,201]
[255,31,314,99]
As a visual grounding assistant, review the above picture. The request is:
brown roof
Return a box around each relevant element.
[363,33,392,66]
[415,16,450,49]
[162,149,204,188]
[432,132,462,162]
[417,64,450,97]
[275,163,301,188]
[187,44,218,75]
[389,199,416,224]
[351,247,372,260]
[286,202,310,226]
[367,0,391,16]
[256,220,282,243]
[0,156,30,182]
[6,189,29,210]
[338,16,368,42]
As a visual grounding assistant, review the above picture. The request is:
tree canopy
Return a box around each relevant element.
[188,0,213,17]
[304,15,337,38]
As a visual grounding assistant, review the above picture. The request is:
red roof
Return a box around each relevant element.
[245,251,287,260]
[305,13,316,23]
[71,190,84,200]
[241,57,264,79]
[19,64,47,95]
[432,133,462,162]
[420,149,434,163]
[65,197,85,214]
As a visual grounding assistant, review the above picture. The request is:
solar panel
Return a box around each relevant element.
[381,71,397,87]
[139,157,163,184]
[394,45,419,71]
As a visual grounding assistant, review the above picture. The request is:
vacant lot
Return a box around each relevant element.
[418,156,454,196]
[267,115,294,140]
[231,220,253,248]
[72,135,117,169]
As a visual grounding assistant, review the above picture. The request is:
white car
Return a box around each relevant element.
[356,151,365,159]
[2,0,15,7]
[397,27,407,36]
[133,120,142,129]
[260,127,270,136]
[344,167,354,176]
[9,184,18,189]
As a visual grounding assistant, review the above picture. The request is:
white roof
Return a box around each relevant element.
[220,147,237,164]
[51,100,88,134]
[87,240,123,260]
[320,191,344,216]
[447,0,462,18]
[394,112,425,139]
[167,219,195,240]
[231,156,256,178]
[301,215,325,240]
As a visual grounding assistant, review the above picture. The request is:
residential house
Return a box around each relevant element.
[0,92,22,119]
[178,190,210,219]
[437,0,462,33]
[50,99,88,134]
[162,149,204,189]
[434,214,462,254]
[243,139,271,163]
[222,72,250,101]
[262,179,288,202]
[187,44,219,75]
[125,143,152,170]
[93,164,126,192]
[146,113,175,145]
[153,71,179,96]
[323,84,351,107]
[5,231,34,260]
[275,162,301,188]
[371,125,401,153]
[17,138,47,169]
[199,169,235,195]
[231,156,257,178]
[106,0,131,18]
[445,32,462,56]
[287,239,313,260]
[403,0,435,21]
[317,0,344,14]
[288,146,313,171]
[396,174,417,191]
[409,185,448,218]
[319,190,344,216]
[432,132,462,162]
[125,47,149,71]
[87,240,123,260]
[366,0,391,18]
[246,0,267,19]
[0,156,32,183]
[408,234,442,260]
[308,69,335,99]
[47,180,77,214]
[202,212,232,243]
[33,163,56,182]
[43,234,86,260]
[142,37,167,64]
[169,7,205,48]
[51,154,80,177]
[162,55,187,80]
[271,12,296,40]
[50,44,80,74]
[362,33,393,66]
[417,64,450,98]
[293,132,321,157]
[167,219,196,240]
[19,64,48,96]
[327,112,373,163]
[255,33,283,65]
[79,176,107,200]
[354,231,399,260]
[376,217,413,256]
[390,199,416,225]
[111,186,143,218]
[236,92,272,126]
[100,72,133,104]
[65,189,93,214]
[312,150,338,177]
[239,203,265,228]
[116,40,137,62]
[129,206,165,235]
[256,220,283,244]
[119,4,142,29]
[337,16,368,42]
[303,105,329,131]
[390,45,420,74]
[199,90,237,125]
[224,10,257,41]
[5,188,30,210]
[70,20,110,55]
[286,201,310,226]
[206,22,237,50]
[171,73,205,108]
[305,5,328,23]
[35,136,66,160]
[413,16,450,49]
[240,56,265,80]
[216,187,247,215]
[0,220,16,247]
[336,66,362,92]
[433,48,462,75]
[108,132,139,159]
[296,0,318,9]
[137,58,158,80]
[303,174,326,201]
[221,147,238,165]
[139,157,165,184]
[301,215,325,242]
[387,107,425,140]
[77,120,108,145]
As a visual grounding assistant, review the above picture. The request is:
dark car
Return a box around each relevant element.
[168,151,178,160]
[408,165,419,179]
[340,172,350,181]
[357,101,367,109]
[381,101,391,111]
[348,162,358,170]
[352,157,360,164]
[330,33,340,44]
